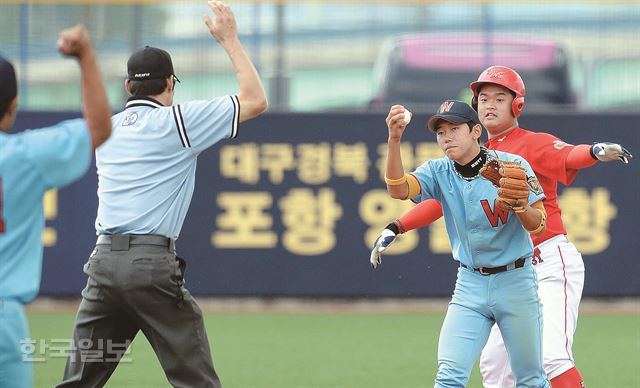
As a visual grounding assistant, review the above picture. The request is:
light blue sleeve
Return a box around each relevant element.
[515,155,545,205]
[410,160,440,203]
[23,118,91,189]
[176,96,240,155]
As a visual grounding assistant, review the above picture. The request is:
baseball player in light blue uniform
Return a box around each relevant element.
[58,3,267,387]
[0,120,90,388]
[0,26,112,388]
[379,100,550,387]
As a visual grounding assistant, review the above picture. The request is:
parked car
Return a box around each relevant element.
[368,33,575,112]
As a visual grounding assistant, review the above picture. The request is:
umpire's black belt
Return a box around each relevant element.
[96,234,175,252]
[460,257,526,275]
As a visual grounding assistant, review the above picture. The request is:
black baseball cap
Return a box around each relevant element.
[427,99,481,132]
[127,46,180,82]
[0,55,17,114]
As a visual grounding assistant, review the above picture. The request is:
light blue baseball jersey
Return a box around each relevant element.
[95,96,240,240]
[412,150,545,268]
[0,120,90,303]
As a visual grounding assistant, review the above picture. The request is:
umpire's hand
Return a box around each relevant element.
[57,24,92,59]
[204,1,238,44]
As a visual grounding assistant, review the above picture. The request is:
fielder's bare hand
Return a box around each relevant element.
[386,105,411,141]
[57,24,92,60]
[203,1,238,45]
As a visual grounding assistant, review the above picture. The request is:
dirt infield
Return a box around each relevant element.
[26,296,640,315]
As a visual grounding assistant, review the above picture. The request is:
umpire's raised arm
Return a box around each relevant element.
[204,0,267,122]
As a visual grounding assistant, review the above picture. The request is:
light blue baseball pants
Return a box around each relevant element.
[435,261,550,388]
[0,299,32,388]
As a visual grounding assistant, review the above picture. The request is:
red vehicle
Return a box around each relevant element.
[369,33,574,112]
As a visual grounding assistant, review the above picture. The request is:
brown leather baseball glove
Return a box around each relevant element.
[480,159,530,213]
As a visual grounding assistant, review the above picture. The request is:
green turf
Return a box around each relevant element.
[28,311,640,387]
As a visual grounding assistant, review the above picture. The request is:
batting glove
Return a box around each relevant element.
[370,225,398,269]
[591,142,633,164]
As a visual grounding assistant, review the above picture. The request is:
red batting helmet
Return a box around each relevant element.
[470,66,526,117]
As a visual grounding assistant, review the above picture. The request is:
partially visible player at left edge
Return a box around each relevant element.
[0,25,111,388]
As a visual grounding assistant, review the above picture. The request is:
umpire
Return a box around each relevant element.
[57,2,267,387]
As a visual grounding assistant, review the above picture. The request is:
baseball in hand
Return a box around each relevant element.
[403,109,412,125]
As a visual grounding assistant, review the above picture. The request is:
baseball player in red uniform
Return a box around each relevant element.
[370,66,632,387]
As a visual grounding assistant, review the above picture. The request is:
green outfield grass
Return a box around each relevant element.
[28,311,640,387]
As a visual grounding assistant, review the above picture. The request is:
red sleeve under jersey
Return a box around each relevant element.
[397,199,443,233]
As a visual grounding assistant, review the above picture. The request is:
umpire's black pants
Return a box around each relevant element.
[56,235,221,388]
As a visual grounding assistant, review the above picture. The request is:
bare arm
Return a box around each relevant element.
[515,200,546,236]
[204,1,267,122]
[385,105,411,199]
[57,25,111,150]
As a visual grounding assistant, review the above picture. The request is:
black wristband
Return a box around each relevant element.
[386,222,400,235]
[589,144,598,160]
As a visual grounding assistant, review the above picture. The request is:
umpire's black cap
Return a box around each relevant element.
[0,55,17,115]
[427,100,481,132]
[127,46,180,82]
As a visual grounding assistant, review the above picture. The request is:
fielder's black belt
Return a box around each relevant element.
[96,234,175,251]
[460,257,526,275]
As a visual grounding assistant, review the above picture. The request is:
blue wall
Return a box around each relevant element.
[14,111,638,297]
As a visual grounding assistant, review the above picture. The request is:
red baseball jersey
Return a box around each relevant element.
[485,127,579,246]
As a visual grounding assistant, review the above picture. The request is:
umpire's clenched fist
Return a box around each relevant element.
[57,24,92,59]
